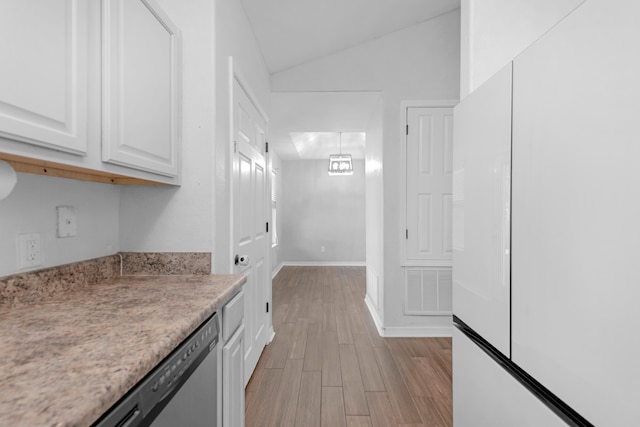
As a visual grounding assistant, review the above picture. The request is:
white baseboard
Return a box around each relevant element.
[281,261,366,267]
[364,295,452,337]
[364,294,384,337]
[271,263,284,279]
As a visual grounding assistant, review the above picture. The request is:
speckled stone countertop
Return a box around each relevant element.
[0,274,245,427]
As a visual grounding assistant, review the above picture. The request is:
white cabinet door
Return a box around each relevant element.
[511,1,640,425]
[223,325,245,427]
[452,63,512,357]
[453,329,568,427]
[0,0,87,155]
[101,0,180,177]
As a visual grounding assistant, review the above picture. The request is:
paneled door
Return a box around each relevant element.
[406,107,454,262]
[231,76,269,386]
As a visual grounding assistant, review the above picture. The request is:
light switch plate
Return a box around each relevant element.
[57,206,77,238]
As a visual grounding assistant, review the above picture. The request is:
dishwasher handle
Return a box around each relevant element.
[93,398,142,427]
[118,407,141,427]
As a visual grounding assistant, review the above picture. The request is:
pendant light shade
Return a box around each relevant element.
[328,133,353,176]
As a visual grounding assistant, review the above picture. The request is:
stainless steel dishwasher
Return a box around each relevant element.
[93,313,219,427]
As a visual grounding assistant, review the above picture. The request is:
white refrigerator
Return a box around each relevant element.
[452,1,640,426]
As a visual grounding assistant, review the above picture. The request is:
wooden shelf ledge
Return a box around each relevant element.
[0,152,168,186]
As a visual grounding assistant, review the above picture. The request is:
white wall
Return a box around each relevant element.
[213,0,271,273]
[120,0,271,269]
[281,159,366,264]
[365,97,384,323]
[1,0,271,278]
[272,10,460,330]
[0,173,119,277]
[270,151,283,275]
[120,0,215,254]
[460,0,584,98]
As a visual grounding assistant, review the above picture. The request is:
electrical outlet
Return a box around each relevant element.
[18,233,42,269]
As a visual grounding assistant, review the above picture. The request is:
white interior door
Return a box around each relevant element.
[232,76,269,386]
[406,107,454,261]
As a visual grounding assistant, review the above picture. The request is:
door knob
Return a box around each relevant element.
[235,255,249,266]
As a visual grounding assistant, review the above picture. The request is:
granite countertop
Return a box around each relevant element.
[0,274,245,427]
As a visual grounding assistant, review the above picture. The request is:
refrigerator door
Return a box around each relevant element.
[452,63,512,357]
[511,0,640,425]
[453,328,568,427]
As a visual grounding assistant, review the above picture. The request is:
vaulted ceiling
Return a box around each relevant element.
[239,0,461,160]
[240,0,461,74]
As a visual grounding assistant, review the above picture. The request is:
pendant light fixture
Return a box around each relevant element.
[328,132,354,176]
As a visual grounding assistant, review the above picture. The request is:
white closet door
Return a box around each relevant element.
[406,107,453,262]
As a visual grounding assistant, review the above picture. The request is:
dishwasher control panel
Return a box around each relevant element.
[139,314,219,416]
[93,312,219,427]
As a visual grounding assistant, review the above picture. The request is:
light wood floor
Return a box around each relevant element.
[245,266,452,427]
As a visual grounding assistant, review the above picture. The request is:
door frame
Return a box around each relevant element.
[227,57,275,348]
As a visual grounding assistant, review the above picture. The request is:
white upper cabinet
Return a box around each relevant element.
[452,63,512,357]
[0,1,182,185]
[0,0,88,155]
[101,0,181,177]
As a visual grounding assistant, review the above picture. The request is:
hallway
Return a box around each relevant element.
[245,266,453,427]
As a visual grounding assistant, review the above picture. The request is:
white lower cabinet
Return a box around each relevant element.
[223,325,245,427]
[222,290,245,427]
[453,328,567,427]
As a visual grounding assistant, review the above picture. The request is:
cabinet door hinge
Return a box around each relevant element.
[406,229,409,239]
[265,141,269,153]
[266,302,269,313]
[233,141,237,153]
[266,222,269,233]
[406,124,409,135]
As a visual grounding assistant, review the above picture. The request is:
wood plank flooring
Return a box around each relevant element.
[245,266,452,427]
